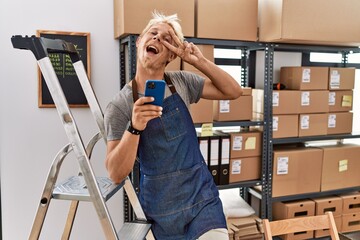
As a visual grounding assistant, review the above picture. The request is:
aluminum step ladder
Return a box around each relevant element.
[11,35,153,240]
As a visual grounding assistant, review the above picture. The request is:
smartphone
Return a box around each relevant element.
[144,80,166,106]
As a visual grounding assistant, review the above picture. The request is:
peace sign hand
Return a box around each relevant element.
[160,28,204,66]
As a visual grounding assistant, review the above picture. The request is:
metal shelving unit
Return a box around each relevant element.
[118,35,269,219]
[118,35,360,224]
[264,43,360,220]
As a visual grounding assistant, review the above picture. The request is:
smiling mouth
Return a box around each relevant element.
[146,45,159,54]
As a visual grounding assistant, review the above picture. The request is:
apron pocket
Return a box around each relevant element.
[141,163,214,217]
[160,107,187,141]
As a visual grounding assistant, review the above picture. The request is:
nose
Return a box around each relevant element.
[153,36,160,42]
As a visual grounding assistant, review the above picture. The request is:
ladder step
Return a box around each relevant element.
[117,222,152,240]
[52,176,124,201]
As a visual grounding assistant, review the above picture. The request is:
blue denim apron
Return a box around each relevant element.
[132,74,226,240]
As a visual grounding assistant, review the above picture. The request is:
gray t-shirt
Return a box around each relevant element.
[104,71,205,141]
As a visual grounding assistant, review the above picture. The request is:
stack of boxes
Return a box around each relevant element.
[272,192,360,239]
[253,66,355,138]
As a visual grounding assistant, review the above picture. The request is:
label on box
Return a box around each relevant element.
[273,116,279,131]
[301,92,310,106]
[302,68,311,83]
[328,114,336,128]
[330,70,340,89]
[273,92,279,107]
[201,123,213,137]
[342,95,353,107]
[301,115,310,129]
[339,159,348,172]
[219,100,230,113]
[277,157,289,175]
[232,160,241,174]
[245,137,256,150]
[329,92,336,106]
[232,136,243,151]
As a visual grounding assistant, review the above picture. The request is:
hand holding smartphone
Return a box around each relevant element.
[144,80,166,106]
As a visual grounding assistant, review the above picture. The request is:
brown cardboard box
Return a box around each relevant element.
[312,196,343,237]
[196,0,258,41]
[342,213,360,233]
[273,200,316,240]
[253,89,301,115]
[190,98,213,124]
[273,114,299,139]
[312,196,343,216]
[229,130,262,158]
[280,67,329,90]
[315,215,342,238]
[298,113,328,137]
[229,156,261,183]
[182,45,214,71]
[329,90,353,112]
[272,147,323,197]
[327,112,353,135]
[114,0,195,38]
[329,68,356,90]
[299,90,329,113]
[213,95,252,121]
[258,0,360,46]
[320,144,360,191]
[339,192,360,214]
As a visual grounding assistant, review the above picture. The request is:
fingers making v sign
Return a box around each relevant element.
[160,28,204,66]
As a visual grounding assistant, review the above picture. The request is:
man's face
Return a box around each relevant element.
[136,22,175,70]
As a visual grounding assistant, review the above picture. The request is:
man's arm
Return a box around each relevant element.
[161,29,242,100]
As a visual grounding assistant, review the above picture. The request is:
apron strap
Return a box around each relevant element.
[131,73,177,103]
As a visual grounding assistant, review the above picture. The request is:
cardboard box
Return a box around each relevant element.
[299,90,329,113]
[327,112,353,135]
[229,156,261,183]
[320,144,360,191]
[280,67,329,90]
[258,0,360,46]
[339,192,360,214]
[313,195,343,237]
[272,147,323,197]
[229,130,262,158]
[114,0,195,38]
[298,113,328,137]
[273,114,299,139]
[273,200,316,240]
[196,0,258,41]
[213,95,252,121]
[190,98,213,124]
[329,68,356,90]
[329,90,353,112]
[342,213,360,233]
[253,89,301,115]
[312,196,343,216]
[315,215,342,238]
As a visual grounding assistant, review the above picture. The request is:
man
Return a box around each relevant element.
[104,11,242,240]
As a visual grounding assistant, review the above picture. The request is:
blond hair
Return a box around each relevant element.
[141,10,184,42]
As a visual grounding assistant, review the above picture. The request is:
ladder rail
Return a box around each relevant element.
[36,53,118,239]
[29,143,73,240]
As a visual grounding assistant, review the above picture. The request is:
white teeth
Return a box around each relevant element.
[147,45,158,54]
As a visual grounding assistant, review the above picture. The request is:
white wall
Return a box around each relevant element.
[0,0,123,239]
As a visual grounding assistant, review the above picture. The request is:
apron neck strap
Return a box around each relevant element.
[132,73,177,103]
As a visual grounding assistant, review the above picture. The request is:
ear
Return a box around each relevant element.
[168,53,177,63]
